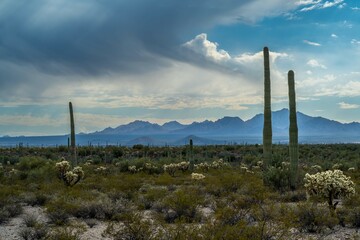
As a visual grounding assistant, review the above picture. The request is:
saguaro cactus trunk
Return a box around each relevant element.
[263,47,272,172]
[189,138,194,162]
[69,102,77,166]
[288,70,298,190]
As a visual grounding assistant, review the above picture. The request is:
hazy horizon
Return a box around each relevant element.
[1,1,359,136]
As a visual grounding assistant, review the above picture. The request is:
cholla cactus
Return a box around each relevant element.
[310,165,322,173]
[240,166,248,173]
[55,160,84,186]
[144,163,158,174]
[55,161,71,180]
[163,163,178,177]
[332,163,343,170]
[194,162,211,172]
[191,173,205,180]
[9,168,18,175]
[163,161,190,176]
[95,166,107,175]
[128,165,138,174]
[304,170,355,212]
[211,159,229,169]
[84,160,93,166]
[178,161,190,172]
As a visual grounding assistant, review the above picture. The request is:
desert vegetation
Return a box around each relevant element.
[0,143,359,239]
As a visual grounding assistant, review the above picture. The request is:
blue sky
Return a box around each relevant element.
[0,0,360,136]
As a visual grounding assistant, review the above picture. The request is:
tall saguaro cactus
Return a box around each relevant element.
[263,47,272,172]
[69,102,77,166]
[288,70,298,190]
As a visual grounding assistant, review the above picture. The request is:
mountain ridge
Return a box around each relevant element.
[91,108,360,137]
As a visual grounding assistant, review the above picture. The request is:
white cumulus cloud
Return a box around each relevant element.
[338,102,360,109]
[307,59,327,69]
[182,33,231,63]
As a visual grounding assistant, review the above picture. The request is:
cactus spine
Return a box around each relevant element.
[263,47,272,171]
[288,70,298,190]
[69,102,77,166]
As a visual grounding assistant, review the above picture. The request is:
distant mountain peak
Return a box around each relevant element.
[162,121,186,131]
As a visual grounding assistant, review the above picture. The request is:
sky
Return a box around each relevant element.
[0,0,360,136]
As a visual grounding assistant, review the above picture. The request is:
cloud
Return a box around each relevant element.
[183,34,288,69]
[307,59,327,69]
[296,0,322,6]
[299,74,336,88]
[323,0,345,8]
[303,40,322,46]
[299,0,345,11]
[351,39,360,45]
[0,0,304,104]
[331,33,338,38]
[314,81,360,97]
[182,34,231,63]
[338,102,360,109]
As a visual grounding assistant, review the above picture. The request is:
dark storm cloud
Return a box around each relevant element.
[0,0,254,76]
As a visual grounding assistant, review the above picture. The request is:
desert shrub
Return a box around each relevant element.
[162,187,204,223]
[22,192,49,206]
[19,225,49,240]
[72,197,128,220]
[278,190,307,202]
[347,207,360,227]
[215,206,250,226]
[138,187,168,210]
[0,203,22,224]
[294,202,339,233]
[17,157,48,171]
[22,214,39,228]
[46,199,74,225]
[115,160,130,172]
[48,227,83,240]
[264,162,291,192]
[104,212,155,240]
[5,203,23,218]
[0,208,10,224]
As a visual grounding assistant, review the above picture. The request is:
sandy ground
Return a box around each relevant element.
[0,205,111,240]
[0,205,359,240]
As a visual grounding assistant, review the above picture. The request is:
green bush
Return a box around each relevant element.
[294,202,339,233]
[104,212,155,240]
[347,207,360,227]
[162,187,204,223]
[17,157,48,171]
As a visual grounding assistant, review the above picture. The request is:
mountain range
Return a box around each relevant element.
[92,108,360,137]
[78,108,360,145]
[1,109,360,147]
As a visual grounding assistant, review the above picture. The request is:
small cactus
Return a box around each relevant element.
[55,160,84,186]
